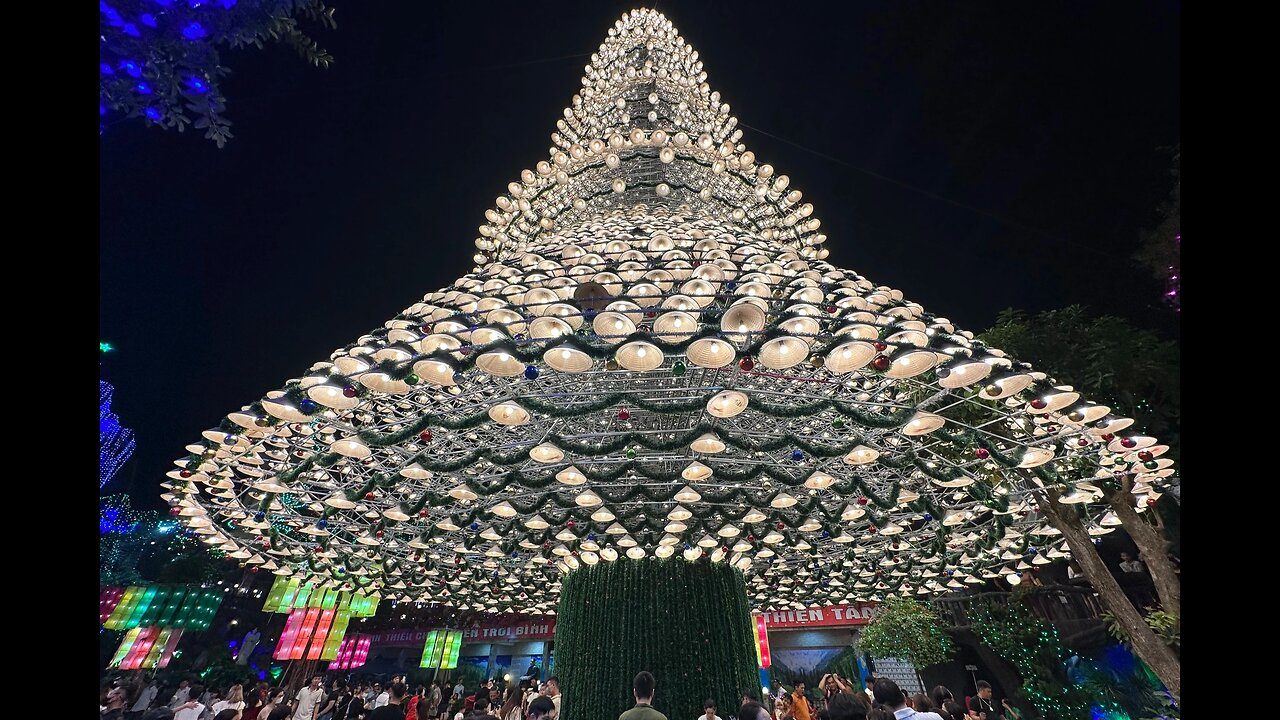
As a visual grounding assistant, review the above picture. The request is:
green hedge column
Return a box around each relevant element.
[555,559,759,720]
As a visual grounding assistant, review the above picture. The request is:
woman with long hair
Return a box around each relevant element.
[213,685,247,715]
[928,686,954,712]
[498,686,523,720]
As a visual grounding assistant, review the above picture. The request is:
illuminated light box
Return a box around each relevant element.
[419,629,464,669]
[329,634,372,670]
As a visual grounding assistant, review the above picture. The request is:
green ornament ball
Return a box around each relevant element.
[626,447,637,459]
[832,417,845,429]
[672,361,687,376]
[404,372,420,385]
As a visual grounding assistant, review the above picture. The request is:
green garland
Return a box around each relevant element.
[555,559,759,720]
[969,594,1092,719]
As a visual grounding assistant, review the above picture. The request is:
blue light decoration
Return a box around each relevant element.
[100,380,137,489]
[99,0,336,147]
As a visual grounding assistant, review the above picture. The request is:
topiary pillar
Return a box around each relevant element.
[555,559,759,720]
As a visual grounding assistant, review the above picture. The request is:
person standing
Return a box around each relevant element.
[213,686,247,717]
[1118,552,1144,574]
[255,689,287,720]
[618,671,666,720]
[964,682,999,720]
[696,699,723,720]
[103,686,130,720]
[498,686,524,720]
[861,678,874,707]
[789,681,812,720]
[170,681,194,710]
[130,680,160,718]
[369,683,408,720]
[872,680,943,720]
[296,675,328,720]
[543,678,561,720]
[374,683,392,710]
[173,685,207,720]
[526,697,555,720]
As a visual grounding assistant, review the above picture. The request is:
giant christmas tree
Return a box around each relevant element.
[164,9,1176,715]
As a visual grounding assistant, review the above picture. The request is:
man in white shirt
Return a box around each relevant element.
[131,681,158,715]
[295,675,327,720]
[373,683,391,709]
[173,685,207,720]
[453,681,465,699]
[543,677,561,720]
[169,680,192,709]
[872,679,945,720]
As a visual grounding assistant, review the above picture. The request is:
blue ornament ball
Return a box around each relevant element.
[791,450,805,461]
[923,513,933,521]
[254,512,265,522]
[317,519,328,529]
[299,398,318,413]
[470,522,479,531]
[524,365,540,380]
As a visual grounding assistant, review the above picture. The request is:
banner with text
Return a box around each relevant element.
[759,603,878,629]
[371,619,556,648]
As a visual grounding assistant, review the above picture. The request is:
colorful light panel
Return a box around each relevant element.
[419,629,464,669]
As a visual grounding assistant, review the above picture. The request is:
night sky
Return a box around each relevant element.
[99,1,1180,511]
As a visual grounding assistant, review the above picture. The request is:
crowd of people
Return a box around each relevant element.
[105,666,1019,720]
[747,675,1018,720]
[102,673,565,720]
[603,670,1019,720]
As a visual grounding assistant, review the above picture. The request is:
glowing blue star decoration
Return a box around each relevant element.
[100,380,137,489]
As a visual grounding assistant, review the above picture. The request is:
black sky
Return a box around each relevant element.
[99,1,1180,509]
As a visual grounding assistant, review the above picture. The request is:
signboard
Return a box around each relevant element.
[760,603,878,629]
[871,657,921,694]
[371,618,556,647]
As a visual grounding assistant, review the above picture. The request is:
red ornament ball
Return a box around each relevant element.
[179,469,192,478]
[975,448,990,459]
[1138,450,1154,462]
[249,566,259,573]
[1030,398,1048,410]
[567,520,576,529]
[1121,437,1137,448]
[872,340,887,352]
[776,522,785,530]
[868,526,877,534]
[169,506,182,516]
[314,544,325,553]
[1077,438,1089,447]
[871,355,890,371]
[419,509,429,518]
[365,492,376,501]
[375,530,385,539]
[1101,433,1115,442]
[1146,497,1158,507]
[857,496,869,506]
[617,409,631,421]
[825,304,837,314]
[739,357,755,371]
[343,385,358,398]
[419,429,433,442]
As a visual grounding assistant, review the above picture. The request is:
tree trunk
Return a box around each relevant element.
[1107,478,1180,623]
[1037,489,1180,703]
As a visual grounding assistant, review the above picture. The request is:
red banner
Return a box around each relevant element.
[759,603,878,629]
[371,618,556,647]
